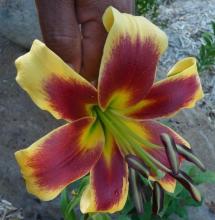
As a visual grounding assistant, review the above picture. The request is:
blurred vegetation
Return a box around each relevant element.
[135,0,159,17]
[135,0,172,27]
[196,21,215,72]
[135,0,159,23]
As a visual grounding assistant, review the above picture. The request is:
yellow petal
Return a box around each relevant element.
[15,117,104,201]
[80,132,128,213]
[15,40,97,121]
[125,57,204,119]
[98,7,168,111]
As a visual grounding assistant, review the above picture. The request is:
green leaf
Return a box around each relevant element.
[60,176,89,220]
[60,189,77,220]
[117,216,132,220]
[197,20,215,72]
[175,206,188,219]
[60,189,69,214]
[90,213,111,220]
[202,32,214,45]
[200,46,206,58]
[120,194,134,215]
[189,166,215,185]
[159,184,183,217]
[138,201,152,220]
[208,47,215,55]
[212,21,215,35]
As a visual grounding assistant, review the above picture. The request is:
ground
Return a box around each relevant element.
[0,0,215,219]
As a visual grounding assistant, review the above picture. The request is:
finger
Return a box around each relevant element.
[35,0,82,72]
[76,0,134,81]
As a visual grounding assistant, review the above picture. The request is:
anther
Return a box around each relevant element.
[176,144,206,172]
[160,133,179,175]
[152,182,164,215]
[126,154,150,178]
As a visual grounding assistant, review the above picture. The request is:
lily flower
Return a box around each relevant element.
[15,7,203,213]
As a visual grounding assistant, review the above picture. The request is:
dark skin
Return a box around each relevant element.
[35,0,133,82]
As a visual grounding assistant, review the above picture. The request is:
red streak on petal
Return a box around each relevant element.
[44,74,97,120]
[28,119,102,189]
[163,173,175,183]
[160,173,176,187]
[92,145,127,210]
[133,75,199,119]
[99,36,159,108]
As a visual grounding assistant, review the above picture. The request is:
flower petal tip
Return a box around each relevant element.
[99,6,168,111]
[102,6,118,32]
[15,38,98,121]
[80,135,128,213]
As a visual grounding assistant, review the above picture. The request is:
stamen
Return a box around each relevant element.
[176,144,206,172]
[160,133,179,175]
[171,171,201,202]
[129,168,145,214]
[152,182,164,215]
[140,185,152,203]
[125,154,150,178]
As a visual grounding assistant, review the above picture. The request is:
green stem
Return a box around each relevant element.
[107,110,158,148]
[95,107,131,154]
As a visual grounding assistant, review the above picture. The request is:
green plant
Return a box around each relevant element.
[197,21,215,72]
[135,0,170,27]
[135,0,159,22]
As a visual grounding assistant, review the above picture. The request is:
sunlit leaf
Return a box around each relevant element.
[90,213,111,220]
[189,166,215,185]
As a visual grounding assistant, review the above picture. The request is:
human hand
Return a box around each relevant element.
[35,0,133,82]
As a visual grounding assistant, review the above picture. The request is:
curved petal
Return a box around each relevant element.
[80,132,128,213]
[15,117,104,201]
[125,57,204,119]
[15,40,97,121]
[98,7,168,111]
[159,174,176,193]
[123,118,189,192]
